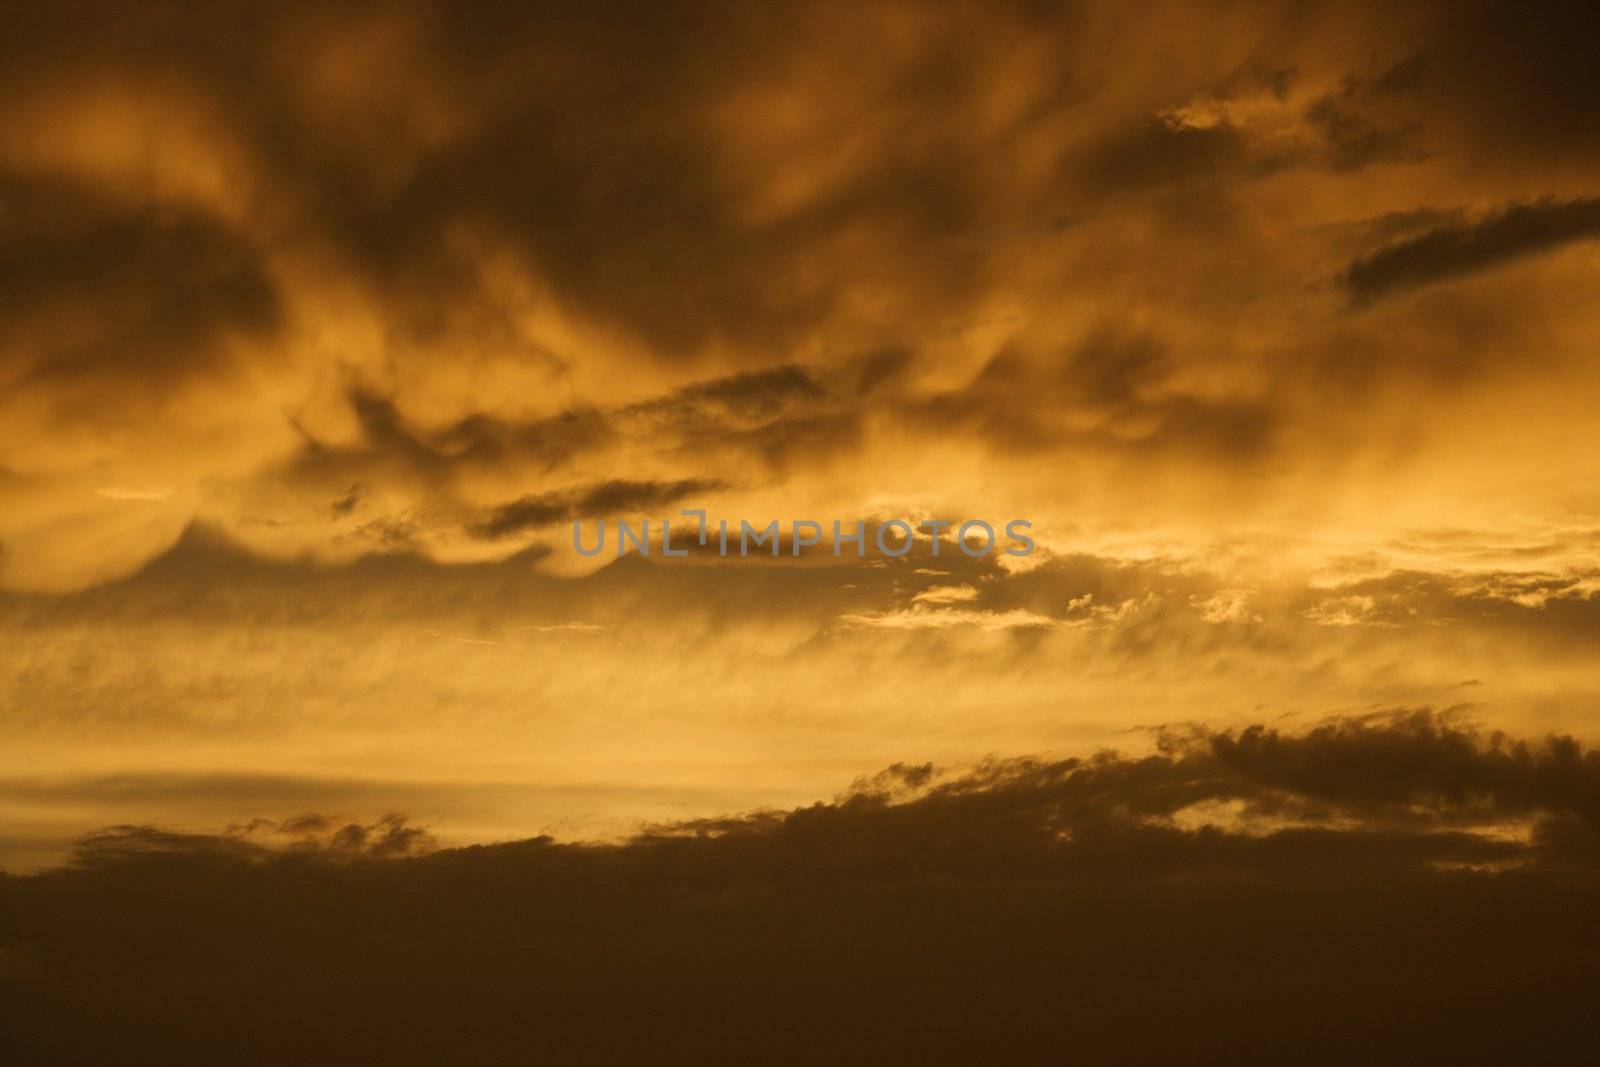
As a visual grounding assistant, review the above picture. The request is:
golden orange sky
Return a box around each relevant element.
[4,0,1600,872]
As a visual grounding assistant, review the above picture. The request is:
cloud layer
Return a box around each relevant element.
[3,9,1600,1037]
[2,0,1599,589]
[5,713,1600,1063]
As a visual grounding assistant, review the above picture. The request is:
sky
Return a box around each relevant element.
[2,0,1600,877]
[7,3,1600,1060]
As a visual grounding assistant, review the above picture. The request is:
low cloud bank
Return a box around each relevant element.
[4,711,1600,1063]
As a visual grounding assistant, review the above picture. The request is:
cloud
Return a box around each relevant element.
[906,326,1278,462]
[1343,197,1600,303]
[838,605,1058,631]
[0,171,280,406]
[2,7,1600,1052]
[70,812,434,868]
[4,712,1600,1062]
[626,364,828,425]
[0,1,1598,590]
[468,477,726,539]
[910,584,978,604]
[45,710,1599,880]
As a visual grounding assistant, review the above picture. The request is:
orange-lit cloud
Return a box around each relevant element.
[2,0,1599,874]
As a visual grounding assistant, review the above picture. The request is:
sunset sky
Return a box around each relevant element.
[4,0,1600,875]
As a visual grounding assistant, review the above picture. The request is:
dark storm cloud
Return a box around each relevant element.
[646,710,1600,876]
[278,388,613,511]
[469,478,727,539]
[0,172,279,388]
[429,408,613,470]
[5,0,1598,593]
[19,710,1600,882]
[626,364,827,425]
[1343,197,1600,303]
[1084,53,1430,190]
[277,362,849,525]
[330,4,835,357]
[1303,88,1425,173]
[651,407,865,481]
[608,361,898,477]
[2,0,912,375]
[1293,54,1432,173]
[909,326,1277,460]
[219,0,1048,361]
[4,712,1600,1062]
[0,0,1595,420]
[0,0,1254,398]
[1190,712,1600,825]
[1078,118,1254,194]
[70,813,434,868]
[360,390,607,476]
